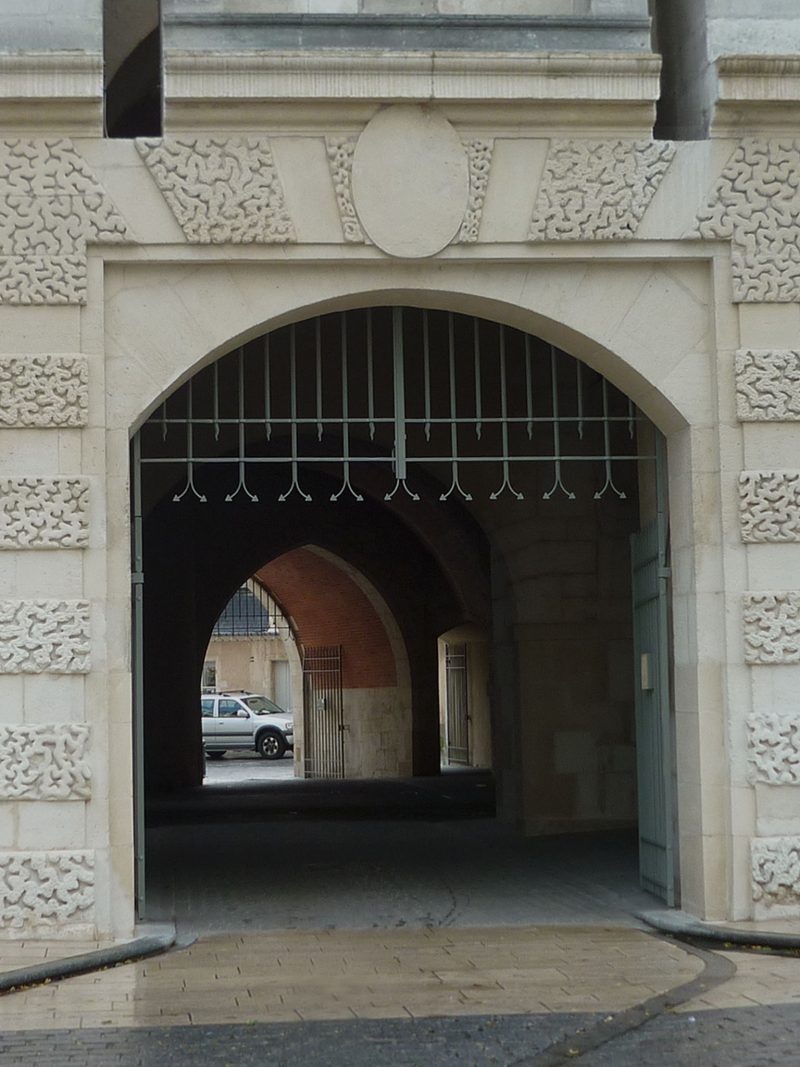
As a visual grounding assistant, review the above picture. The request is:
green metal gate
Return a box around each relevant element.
[630,439,675,905]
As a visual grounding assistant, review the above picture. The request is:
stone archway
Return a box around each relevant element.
[128,296,716,921]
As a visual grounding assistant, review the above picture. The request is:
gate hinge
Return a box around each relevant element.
[657,566,671,580]
[131,572,145,586]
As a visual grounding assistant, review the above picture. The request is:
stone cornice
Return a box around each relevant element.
[165,13,652,55]
[0,53,103,135]
[713,55,800,136]
[164,50,661,135]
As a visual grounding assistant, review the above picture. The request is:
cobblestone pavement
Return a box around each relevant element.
[573,1003,800,1067]
[0,1013,596,1066]
[0,1002,799,1066]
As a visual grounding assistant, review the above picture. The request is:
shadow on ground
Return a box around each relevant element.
[144,772,655,935]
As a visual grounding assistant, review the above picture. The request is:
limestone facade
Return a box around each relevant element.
[1,1,800,935]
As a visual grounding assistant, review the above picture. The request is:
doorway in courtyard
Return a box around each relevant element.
[131,305,676,924]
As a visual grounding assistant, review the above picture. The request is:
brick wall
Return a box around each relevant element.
[257,548,397,688]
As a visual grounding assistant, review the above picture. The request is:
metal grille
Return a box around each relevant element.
[444,643,470,766]
[302,645,345,779]
[212,579,287,637]
[136,307,652,505]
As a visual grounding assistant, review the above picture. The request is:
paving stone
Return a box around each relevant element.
[577,1004,800,1067]
[0,1014,598,1067]
[1,1005,798,1067]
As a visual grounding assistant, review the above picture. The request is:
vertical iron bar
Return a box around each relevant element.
[366,309,375,440]
[226,348,258,502]
[131,432,146,919]
[594,378,626,499]
[160,399,167,441]
[213,362,220,441]
[331,314,363,500]
[315,318,323,441]
[341,314,349,475]
[489,325,523,500]
[543,345,575,500]
[385,307,418,500]
[394,310,408,479]
[423,310,431,442]
[290,326,300,487]
[173,378,206,501]
[449,313,458,469]
[440,314,471,501]
[524,333,533,440]
[628,396,635,439]
[279,325,311,502]
[576,360,584,440]
[263,335,271,441]
[474,318,482,440]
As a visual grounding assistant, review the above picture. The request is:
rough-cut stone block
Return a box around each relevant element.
[744,593,800,664]
[136,137,295,244]
[459,139,493,244]
[0,254,87,304]
[694,141,800,302]
[326,136,364,244]
[752,836,800,907]
[736,350,800,421]
[0,600,90,673]
[0,138,104,198]
[0,724,90,799]
[0,140,128,305]
[0,478,89,549]
[0,850,94,929]
[0,356,88,427]
[529,139,675,241]
[748,712,800,784]
[740,471,800,542]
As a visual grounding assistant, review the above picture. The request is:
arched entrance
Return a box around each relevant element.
[131,303,677,922]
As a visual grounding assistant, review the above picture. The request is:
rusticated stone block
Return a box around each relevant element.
[0,724,91,800]
[0,850,94,930]
[0,478,89,549]
[0,600,90,674]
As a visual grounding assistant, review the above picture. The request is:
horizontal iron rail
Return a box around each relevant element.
[148,415,645,427]
[140,453,656,464]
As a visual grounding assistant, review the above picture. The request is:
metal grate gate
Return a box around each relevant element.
[302,645,345,779]
[136,307,653,506]
[444,643,470,766]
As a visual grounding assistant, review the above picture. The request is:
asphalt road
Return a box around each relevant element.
[1,1004,798,1067]
[203,751,297,786]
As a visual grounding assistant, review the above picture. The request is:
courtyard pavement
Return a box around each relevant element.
[0,774,798,1064]
[0,927,798,1065]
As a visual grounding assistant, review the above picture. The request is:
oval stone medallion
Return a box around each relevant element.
[352,105,469,258]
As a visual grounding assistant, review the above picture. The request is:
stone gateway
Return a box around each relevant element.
[1,0,800,938]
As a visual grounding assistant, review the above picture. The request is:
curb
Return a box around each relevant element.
[0,927,176,995]
[639,909,800,951]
